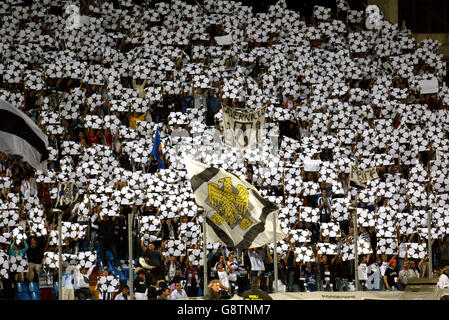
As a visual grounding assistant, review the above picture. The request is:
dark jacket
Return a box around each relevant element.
[26,239,45,264]
[242,287,273,300]
[161,222,178,240]
[134,277,147,294]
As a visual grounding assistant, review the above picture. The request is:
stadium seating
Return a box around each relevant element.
[28,282,40,293]
[31,291,41,300]
[17,282,29,293]
[16,292,32,300]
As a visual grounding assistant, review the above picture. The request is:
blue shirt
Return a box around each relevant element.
[9,241,28,257]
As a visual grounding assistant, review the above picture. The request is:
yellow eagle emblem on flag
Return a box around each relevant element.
[208,177,252,230]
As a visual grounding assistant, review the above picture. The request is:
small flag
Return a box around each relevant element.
[0,99,48,172]
[184,157,285,249]
[151,127,165,169]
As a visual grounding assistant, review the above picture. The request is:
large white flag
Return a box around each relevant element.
[0,99,49,172]
[184,157,285,249]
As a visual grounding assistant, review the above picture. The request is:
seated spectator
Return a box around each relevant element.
[169,280,188,300]
[436,266,449,289]
[157,286,171,300]
[203,279,221,300]
[115,285,131,300]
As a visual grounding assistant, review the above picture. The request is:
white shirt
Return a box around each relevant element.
[115,292,130,300]
[398,243,407,258]
[380,261,389,276]
[74,265,95,289]
[218,270,230,289]
[358,263,368,281]
[170,289,188,300]
[437,273,449,289]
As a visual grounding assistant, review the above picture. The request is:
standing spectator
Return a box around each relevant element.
[97,214,122,271]
[216,263,231,297]
[133,268,148,300]
[97,268,114,300]
[408,260,420,278]
[88,205,99,251]
[366,254,381,291]
[285,241,297,292]
[26,236,47,282]
[161,218,178,240]
[169,280,188,299]
[418,254,432,278]
[333,252,348,291]
[304,261,318,292]
[166,255,183,283]
[147,278,159,300]
[383,259,401,291]
[143,242,163,282]
[128,111,146,130]
[137,251,156,286]
[396,233,411,271]
[61,262,76,300]
[438,235,449,267]
[38,264,55,300]
[193,88,207,110]
[248,247,266,281]
[86,128,100,146]
[9,240,28,283]
[379,254,391,290]
[358,255,368,291]
[206,90,219,126]
[318,254,334,291]
[212,254,226,278]
[74,265,95,300]
[225,253,239,294]
[398,260,414,290]
[317,189,332,223]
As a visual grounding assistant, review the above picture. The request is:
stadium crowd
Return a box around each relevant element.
[1,0,449,300]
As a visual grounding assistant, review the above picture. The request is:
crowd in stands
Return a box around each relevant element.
[1,0,449,300]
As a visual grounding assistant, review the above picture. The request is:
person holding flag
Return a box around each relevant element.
[152,127,165,169]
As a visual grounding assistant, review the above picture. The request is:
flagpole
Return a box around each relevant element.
[128,212,134,300]
[273,210,278,293]
[202,213,208,297]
